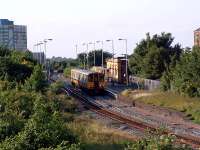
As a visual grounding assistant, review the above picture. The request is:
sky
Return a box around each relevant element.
[0,0,200,58]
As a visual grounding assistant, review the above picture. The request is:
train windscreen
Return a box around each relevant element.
[88,74,94,82]
[94,73,98,82]
[99,74,104,82]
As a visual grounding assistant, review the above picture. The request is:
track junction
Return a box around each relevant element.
[50,76,200,149]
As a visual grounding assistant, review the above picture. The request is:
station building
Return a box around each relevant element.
[106,57,128,84]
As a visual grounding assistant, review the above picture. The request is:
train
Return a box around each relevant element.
[71,69,106,94]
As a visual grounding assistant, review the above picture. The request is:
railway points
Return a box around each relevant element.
[64,85,200,148]
[51,74,200,149]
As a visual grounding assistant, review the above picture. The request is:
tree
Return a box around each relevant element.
[0,58,12,80]
[129,33,183,79]
[0,95,78,150]
[0,46,11,57]
[25,65,47,92]
[78,50,112,67]
[168,47,200,97]
[49,81,65,94]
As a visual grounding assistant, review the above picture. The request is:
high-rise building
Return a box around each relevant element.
[194,28,200,47]
[0,19,27,51]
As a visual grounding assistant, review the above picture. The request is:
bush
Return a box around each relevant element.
[49,81,65,94]
[124,135,191,150]
[164,47,200,97]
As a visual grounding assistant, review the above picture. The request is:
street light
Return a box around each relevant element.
[75,44,78,58]
[118,38,128,86]
[33,43,38,53]
[82,43,89,69]
[44,39,53,65]
[89,42,96,66]
[96,41,104,68]
[44,39,53,69]
[38,42,44,64]
[33,44,39,64]
[106,40,114,84]
[74,44,79,66]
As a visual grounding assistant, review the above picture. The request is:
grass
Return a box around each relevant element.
[58,93,131,150]
[121,90,200,124]
[66,118,134,150]
[58,91,193,149]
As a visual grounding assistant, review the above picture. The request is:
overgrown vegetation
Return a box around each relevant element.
[129,32,182,80]
[78,50,112,67]
[66,118,128,150]
[0,47,79,149]
[124,134,191,150]
[129,33,200,98]
[122,90,200,124]
[161,46,200,97]
[49,57,79,73]
[0,45,195,149]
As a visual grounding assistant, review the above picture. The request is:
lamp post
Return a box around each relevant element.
[33,43,38,53]
[75,44,78,58]
[43,39,52,78]
[38,42,43,64]
[43,39,53,69]
[89,42,96,66]
[106,40,114,84]
[82,43,89,69]
[118,38,128,86]
[35,43,40,63]
[33,44,38,64]
[96,41,104,68]
[75,44,79,66]
[33,44,35,53]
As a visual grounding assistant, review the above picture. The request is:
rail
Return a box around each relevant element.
[105,88,118,99]
[64,86,200,148]
[50,78,200,148]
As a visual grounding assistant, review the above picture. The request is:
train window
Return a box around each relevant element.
[83,74,86,81]
[88,74,94,82]
[94,74,98,82]
[74,72,76,79]
[80,74,82,81]
[99,74,104,82]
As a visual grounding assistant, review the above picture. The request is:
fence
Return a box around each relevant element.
[129,76,160,90]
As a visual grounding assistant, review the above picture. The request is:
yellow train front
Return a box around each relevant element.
[71,69,106,94]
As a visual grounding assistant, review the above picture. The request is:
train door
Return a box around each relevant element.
[94,73,99,88]
[88,74,93,89]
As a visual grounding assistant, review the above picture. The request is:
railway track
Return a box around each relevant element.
[64,86,200,149]
[50,78,200,149]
